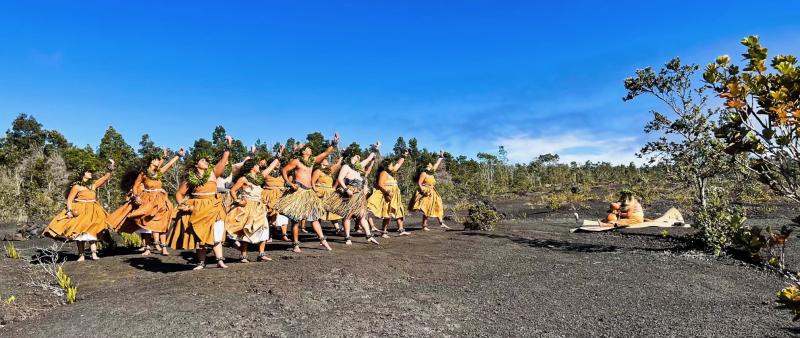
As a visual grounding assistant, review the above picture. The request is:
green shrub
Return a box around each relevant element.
[120,233,142,248]
[4,241,20,259]
[463,201,503,231]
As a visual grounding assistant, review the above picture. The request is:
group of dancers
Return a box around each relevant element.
[42,133,450,270]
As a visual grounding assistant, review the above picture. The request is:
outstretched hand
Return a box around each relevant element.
[332,132,340,145]
[225,135,233,147]
[177,148,186,157]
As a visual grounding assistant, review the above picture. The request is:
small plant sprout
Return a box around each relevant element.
[4,241,20,259]
[659,229,669,238]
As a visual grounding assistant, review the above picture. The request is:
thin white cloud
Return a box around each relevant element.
[496,132,643,165]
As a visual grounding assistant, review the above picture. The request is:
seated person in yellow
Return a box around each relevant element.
[602,190,644,227]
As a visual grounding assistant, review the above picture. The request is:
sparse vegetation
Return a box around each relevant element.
[4,241,20,259]
[463,201,503,231]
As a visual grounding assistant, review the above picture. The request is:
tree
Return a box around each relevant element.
[97,126,137,208]
[392,137,407,157]
[705,35,800,204]
[137,134,157,157]
[624,58,730,209]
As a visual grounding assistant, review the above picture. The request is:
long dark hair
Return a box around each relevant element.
[232,158,258,184]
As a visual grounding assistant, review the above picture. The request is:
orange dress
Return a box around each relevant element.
[108,174,174,233]
[44,187,108,241]
[410,174,443,218]
[607,200,645,226]
[167,180,226,249]
[261,175,286,217]
[367,173,406,219]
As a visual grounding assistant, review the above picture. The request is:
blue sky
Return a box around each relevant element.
[1,1,799,164]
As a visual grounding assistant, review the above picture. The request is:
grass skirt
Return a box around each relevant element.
[275,188,326,222]
[330,186,370,218]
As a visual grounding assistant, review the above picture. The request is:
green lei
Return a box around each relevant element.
[76,178,97,188]
[353,162,365,175]
[187,168,212,187]
[299,156,315,169]
[145,168,163,181]
[245,173,264,185]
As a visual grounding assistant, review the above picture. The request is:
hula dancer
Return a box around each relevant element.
[166,136,233,270]
[261,145,291,241]
[367,151,410,237]
[44,159,116,261]
[410,151,450,231]
[275,132,340,253]
[225,157,280,262]
[108,148,184,256]
[333,142,380,245]
[312,156,344,232]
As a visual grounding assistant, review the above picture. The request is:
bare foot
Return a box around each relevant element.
[217,261,228,269]
[266,238,273,243]
[320,240,332,251]
[161,248,170,256]
[301,228,309,234]
[258,255,272,262]
[77,255,85,262]
[345,239,352,245]
[381,233,390,239]
[399,231,410,236]
[422,227,431,231]
[368,237,380,245]
[142,249,151,256]
[292,246,302,253]
[282,235,290,242]
[240,256,249,263]
[440,224,451,230]
[356,228,363,233]
[192,264,205,271]
[91,253,100,260]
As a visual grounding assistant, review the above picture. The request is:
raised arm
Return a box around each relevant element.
[282,159,299,190]
[365,159,376,175]
[360,152,377,168]
[213,136,233,177]
[330,157,343,174]
[418,172,427,190]
[259,159,280,178]
[160,148,185,174]
[313,132,340,163]
[94,159,116,189]
[65,185,80,218]
[390,153,407,172]
[432,151,444,171]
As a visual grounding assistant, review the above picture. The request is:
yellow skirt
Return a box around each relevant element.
[44,201,108,241]
[367,185,406,219]
[167,197,226,249]
[108,191,173,233]
[225,199,269,242]
[410,187,443,218]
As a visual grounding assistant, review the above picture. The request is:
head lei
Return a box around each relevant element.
[186,150,214,187]
[142,148,165,180]
[236,159,264,186]
[74,164,99,187]
[619,189,635,199]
